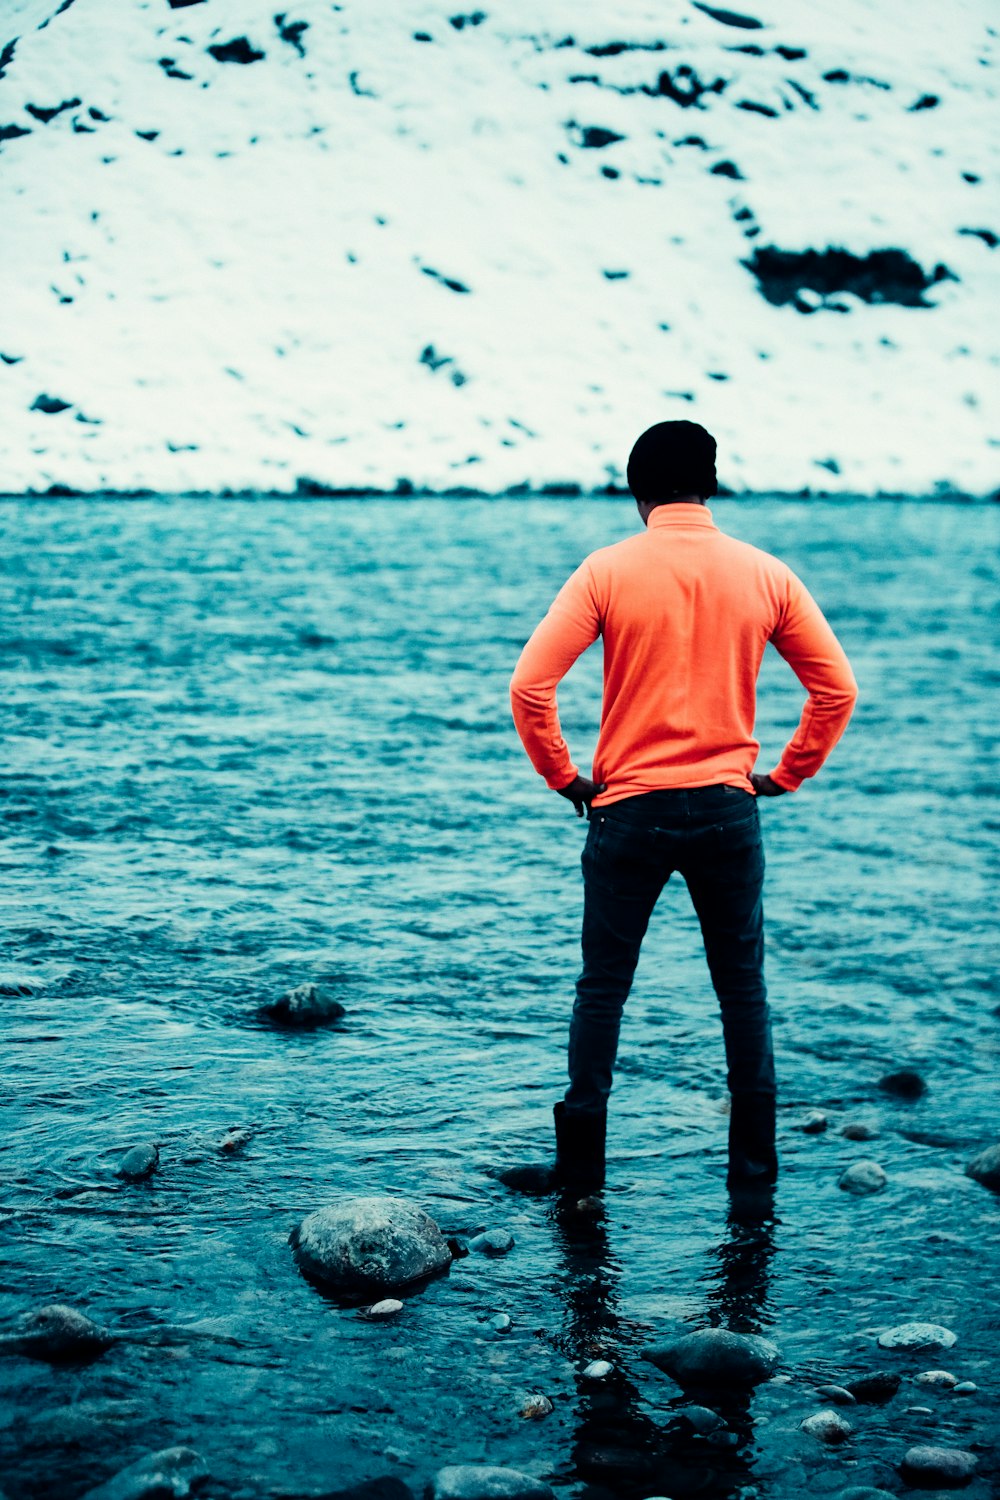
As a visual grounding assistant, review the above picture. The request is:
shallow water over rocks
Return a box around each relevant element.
[0,496,997,1498]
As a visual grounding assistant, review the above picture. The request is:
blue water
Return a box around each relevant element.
[0,496,997,1499]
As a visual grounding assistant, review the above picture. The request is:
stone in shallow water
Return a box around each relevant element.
[676,1404,725,1434]
[965,1142,1000,1190]
[878,1068,927,1098]
[838,1159,887,1194]
[217,1126,253,1153]
[259,980,346,1027]
[801,1408,852,1442]
[468,1229,514,1256]
[364,1299,404,1320]
[800,1110,828,1133]
[837,1489,899,1500]
[952,1380,977,1394]
[80,1446,207,1499]
[117,1142,159,1181]
[845,1371,900,1403]
[814,1383,856,1404]
[291,1197,451,1294]
[426,1466,554,1500]
[0,1304,113,1363]
[642,1328,779,1388]
[841,1119,880,1141]
[878,1322,956,1350]
[900,1444,977,1487]
[581,1359,613,1379]
[915,1369,957,1387]
[520,1393,553,1419]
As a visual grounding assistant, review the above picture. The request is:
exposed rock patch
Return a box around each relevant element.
[743,247,956,309]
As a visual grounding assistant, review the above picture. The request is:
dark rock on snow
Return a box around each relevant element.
[259,980,346,1027]
[426,1467,554,1500]
[208,37,265,65]
[0,1304,114,1363]
[117,1142,159,1181]
[642,1327,779,1387]
[291,1196,452,1294]
[80,1446,207,1499]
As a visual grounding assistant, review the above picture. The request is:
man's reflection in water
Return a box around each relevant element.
[549,1186,778,1500]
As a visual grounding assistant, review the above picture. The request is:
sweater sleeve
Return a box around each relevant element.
[510,561,602,789]
[767,569,859,791]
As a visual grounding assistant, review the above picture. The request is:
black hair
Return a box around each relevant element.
[627,420,718,503]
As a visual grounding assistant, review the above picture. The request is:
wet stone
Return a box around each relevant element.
[800,1110,828,1133]
[952,1380,977,1393]
[259,980,346,1027]
[581,1359,613,1379]
[814,1384,856,1404]
[489,1312,512,1334]
[841,1119,880,1141]
[364,1299,404,1320]
[900,1444,977,1487]
[905,1405,934,1415]
[801,1408,853,1442]
[520,1393,553,1419]
[965,1142,1000,1190]
[677,1404,725,1434]
[117,1142,159,1181]
[80,1446,207,1499]
[427,1465,555,1500]
[468,1229,514,1256]
[291,1196,452,1294]
[642,1327,779,1387]
[218,1126,253,1153]
[837,1489,899,1500]
[878,1321,956,1350]
[845,1371,901,1403]
[915,1369,957,1387]
[839,1159,887,1194]
[878,1068,927,1098]
[0,1304,113,1363]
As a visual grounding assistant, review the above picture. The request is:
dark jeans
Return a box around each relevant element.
[566,785,774,1114]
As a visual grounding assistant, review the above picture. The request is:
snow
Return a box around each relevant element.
[1,0,997,494]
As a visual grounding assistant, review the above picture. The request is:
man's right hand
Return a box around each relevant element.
[556,775,607,817]
[750,773,787,797]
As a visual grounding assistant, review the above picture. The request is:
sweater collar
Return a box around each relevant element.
[647,503,716,530]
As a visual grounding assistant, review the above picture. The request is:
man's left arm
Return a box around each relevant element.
[766,570,859,792]
[510,562,603,812]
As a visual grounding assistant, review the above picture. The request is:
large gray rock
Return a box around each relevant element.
[291,1196,451,1293]
[965,1142,1000,1190]
[117,1143,159,1182]
[0,1304,114,1363]
[642,1328,779,1388]
[260,980,346,1027]
[839,1160,887,1195]
[900,1444,977,1488]
[426,1467,554,1500]
[80,1446,207,1499]
[877,1321,956,1350]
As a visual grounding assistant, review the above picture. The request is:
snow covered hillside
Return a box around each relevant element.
[1,0,997,495]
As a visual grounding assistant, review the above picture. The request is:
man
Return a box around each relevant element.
[506,420,858,1194]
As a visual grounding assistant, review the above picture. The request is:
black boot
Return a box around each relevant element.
[499,1102,607,1195]
[727,1090,777,1187]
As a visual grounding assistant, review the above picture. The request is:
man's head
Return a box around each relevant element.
[627,421,718,516]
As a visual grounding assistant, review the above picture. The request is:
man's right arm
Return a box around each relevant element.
[766,570,859,791]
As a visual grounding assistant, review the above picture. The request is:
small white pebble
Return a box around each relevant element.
[905,1406,934,1415]
[582,1359,613,1379]
[489,1312,512,1334]
[365,1299,403,1320]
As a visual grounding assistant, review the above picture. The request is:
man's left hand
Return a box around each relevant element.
[556,775,607,817]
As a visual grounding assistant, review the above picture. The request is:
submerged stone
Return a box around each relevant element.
[80,1445,206,1499]
[814,1384,856,1404]
[965,1142,1000,1190]
[800,1110,828,1133]
[291,1196,451,1293]
[845,1371,900,1403]
[468,1229,514,1256]
[260,980,346,1027]
[117,1142,159,1181]
[0,1304,114,1363]
[801,1408,852,1442]
[642,1328,779,1387]
[841,1119,880,1141]
[676,1404,725,1434]
[838,1160,887,1194]
[217,1126,253,1154]
[837,1489,899,1500]
[900,1444,977,1487]
[878,1068,927,1098]
[427,1467,553,1500]
[915,1369,957,1387]
[878,1322,956,1350]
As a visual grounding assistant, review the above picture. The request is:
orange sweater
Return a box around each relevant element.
[510,504,858,805]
